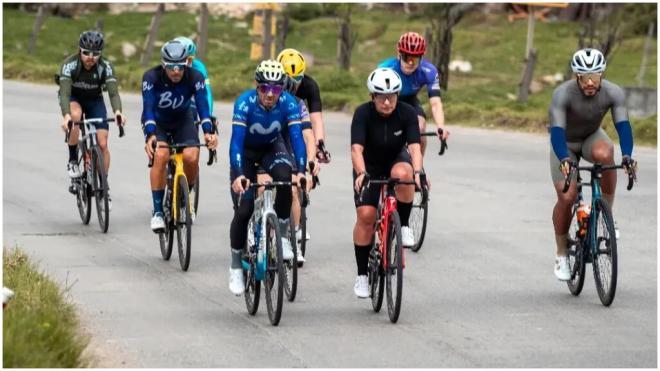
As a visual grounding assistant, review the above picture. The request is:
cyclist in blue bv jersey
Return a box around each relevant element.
[378,32,449,155]
[227,60,307,295]
[549,48,637,281]
[141,40,218,232]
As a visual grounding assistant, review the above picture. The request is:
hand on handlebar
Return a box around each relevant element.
[622,156,638,175]
[62,114,72,134]
[145,135,157,160]
[232,176,249,194]
[316,140,331,163]
[354,172,368,194]
[204,133,218,150]
[559,158,574,178]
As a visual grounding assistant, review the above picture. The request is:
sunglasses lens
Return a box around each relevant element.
[259,84,283,95]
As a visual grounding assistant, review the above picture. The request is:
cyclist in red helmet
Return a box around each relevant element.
[378,32,449,155]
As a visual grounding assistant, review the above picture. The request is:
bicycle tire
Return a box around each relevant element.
[369,242,384,313]
[176,176,192,271]
[592,198,618,306]
[193,174,200,216]
[298,188,307,268]
[264,213,284,326]
[567,205,586,296]
[75,146,92,225]
[386,211,404,323]
[284,216,298,302]
[410,189,429,252]
[92,147,109,233]
[243,233,261,315]
[160,172,175,260]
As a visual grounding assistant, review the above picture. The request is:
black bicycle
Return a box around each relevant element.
[66,115,124,233]
[563,160,636,306]
[409,128,447,252]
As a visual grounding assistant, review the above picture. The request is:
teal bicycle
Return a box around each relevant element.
[563,161,636,306]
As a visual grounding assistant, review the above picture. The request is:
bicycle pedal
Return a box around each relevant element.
[68,185,77,195]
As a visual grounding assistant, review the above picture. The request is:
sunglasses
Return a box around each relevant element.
[401,53,422,65]
[163,62,187,71]
[258,84,284,95]
[373,93,398,103]
[577,73,602,83]
[81,49,101,57]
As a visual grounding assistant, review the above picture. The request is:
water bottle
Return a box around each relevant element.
[577,201,591,237]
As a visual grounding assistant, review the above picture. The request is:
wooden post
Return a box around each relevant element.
[517,48,537,103]
[95,18,104,32]
[196,3,209,60]
[141,3,165,67]
[525,6,535,59]
[262,8,273,59]
[637,22,654,88]
[27,4,49,55]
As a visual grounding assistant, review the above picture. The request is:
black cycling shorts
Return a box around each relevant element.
[353,148,412,208]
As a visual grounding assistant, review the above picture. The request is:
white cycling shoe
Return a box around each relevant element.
[401,226,415,247]
[554,255,571,281]
[67,161,82,178]
[150,212,165,232]
[295,227,311,242]
[281,237,294,260]
[354,275,369,298]
[229,268,245,296]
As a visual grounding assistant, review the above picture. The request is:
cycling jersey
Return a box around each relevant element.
[190,58,214,116]
[281,97,312,148]
[295,75,322,113]
[58,54,122,116]
[549,79,633,160]
[140,66,212,138]
[230,90,307,176]
[378,57,441,99]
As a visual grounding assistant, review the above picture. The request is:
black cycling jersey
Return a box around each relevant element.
[295,75,322,113]
[351,101,420,171]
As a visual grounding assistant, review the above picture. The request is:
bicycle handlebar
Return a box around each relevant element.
[65,117,120,143]
[562,162,636,193]
[237,178,309,207]
[358,174,418,203]
[421,128,448,155]
[147,142,216,168]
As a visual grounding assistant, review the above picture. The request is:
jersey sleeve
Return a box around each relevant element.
[102,59,122,113]
[230,96,249,175]
[141,71,158,136]
[58,57,77,115]
[548,87,570,160]
[350,104,368,146]
[284,94,307,172]
[303,76,323,113]
[424,62,442,98]
[191,70,212,133]
[298,99,312,130]
[609,84,633,157]
[193,59,214,115]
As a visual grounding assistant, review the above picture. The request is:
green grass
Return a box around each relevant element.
[3,6,656,145]
[3,247,92,368]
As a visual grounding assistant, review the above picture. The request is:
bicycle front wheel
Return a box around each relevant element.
[369,242,384,313]
[264,213,284,326]
[386,211,404,323]
[567,204,586,296]
[298,188,307,268]
[592,198,618,306]
[92,147,109,233]
[284,216,298,302]
[410,188,429,252]
[75,146,92,225]
[243,236,261,315]
[176,176,192,271]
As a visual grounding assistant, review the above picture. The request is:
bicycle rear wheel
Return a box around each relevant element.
[386,211,404,323]
[368,243,384,313]
[592,198,618,306]
[264,213,284,326]
[567,205,586,295]
[409,188,429,252]
[243,235,261,315]
[75,146,92,225]
[284,216,298,302]
[298,188,307,268]
[92,147,109,233]
[176,176,192,271]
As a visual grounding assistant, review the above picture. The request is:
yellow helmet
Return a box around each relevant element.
[277,48,306,78]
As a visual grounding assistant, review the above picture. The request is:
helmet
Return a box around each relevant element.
[367,68,402,94]
[571,48,606,74]
[397,32,426,56]
[277,48,306,77]
[254,59,287,85]
[79,31,104,51]
[160,40,188,64]
[174,36,197,57]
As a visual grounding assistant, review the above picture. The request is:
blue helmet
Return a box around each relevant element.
[160,40,188,63]
[174,36,197,57]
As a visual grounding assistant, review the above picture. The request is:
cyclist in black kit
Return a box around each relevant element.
[350,67,424,298]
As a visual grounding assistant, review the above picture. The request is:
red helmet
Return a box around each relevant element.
[398,32,426,56]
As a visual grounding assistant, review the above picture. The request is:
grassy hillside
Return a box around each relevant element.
[3,6,656,144]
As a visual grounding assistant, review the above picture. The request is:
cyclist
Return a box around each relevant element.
[549,48,636,281]
[228,60,307,295]
[351,67,424,298]
[58,31,126,208]
[141,40,218,232]
[174,36,216,122]
[277,48,332,164]
[378,32,449,155]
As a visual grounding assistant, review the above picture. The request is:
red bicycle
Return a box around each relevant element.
[360,176,416,323]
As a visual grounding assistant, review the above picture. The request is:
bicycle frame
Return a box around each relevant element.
[369,180,411,271]
[168,151,187,222]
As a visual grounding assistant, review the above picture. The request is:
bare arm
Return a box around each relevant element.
[429,96,448,139]
[310,111,326,143]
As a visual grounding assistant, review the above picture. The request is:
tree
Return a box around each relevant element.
[141,3,165,67]
[324,4,358,71]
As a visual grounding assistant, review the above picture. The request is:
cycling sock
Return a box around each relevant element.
[354,244,370,276]
[231,248,243,269]
[152,189,165,215]
[68,145,78,162]
[555,234,568,257]
[397,201,413,227]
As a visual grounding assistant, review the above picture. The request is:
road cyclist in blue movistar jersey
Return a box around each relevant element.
[140,40,218,232]
[227,60,307,295]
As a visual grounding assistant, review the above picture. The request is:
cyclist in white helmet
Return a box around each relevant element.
[548,48,637,281]
[350,67,424,298]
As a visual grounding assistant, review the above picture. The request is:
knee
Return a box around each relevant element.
[557,189,577,206]
[271,164,291,182]
[183,149,199,165]
[154,149,169,166]
[356,208,376,227]
[592,144,614,163]
[391,165,412,180]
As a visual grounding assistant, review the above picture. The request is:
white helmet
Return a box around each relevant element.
[367,68,402,94]
[571,48,606,74]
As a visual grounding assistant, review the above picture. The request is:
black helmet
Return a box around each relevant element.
[79,31,104,51]
[160,40,188,64]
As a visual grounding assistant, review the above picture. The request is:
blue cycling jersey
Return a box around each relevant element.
[230,90,306,175]
[190,58,214,116]
[378,57,442,98]
[141,66,212,136]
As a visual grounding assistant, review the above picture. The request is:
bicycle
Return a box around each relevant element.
[409,128,447,252]
[241,180,302,326]
[360,176,416,323]
[285,178,309,302]
[563,160,636,306]
[148,140,215,271]
[66,115,124,233]
[296,161,319,268]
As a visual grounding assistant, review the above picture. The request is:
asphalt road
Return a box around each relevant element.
[3,80,657,367]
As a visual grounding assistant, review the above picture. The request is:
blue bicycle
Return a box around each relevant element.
[563,161,636,306]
